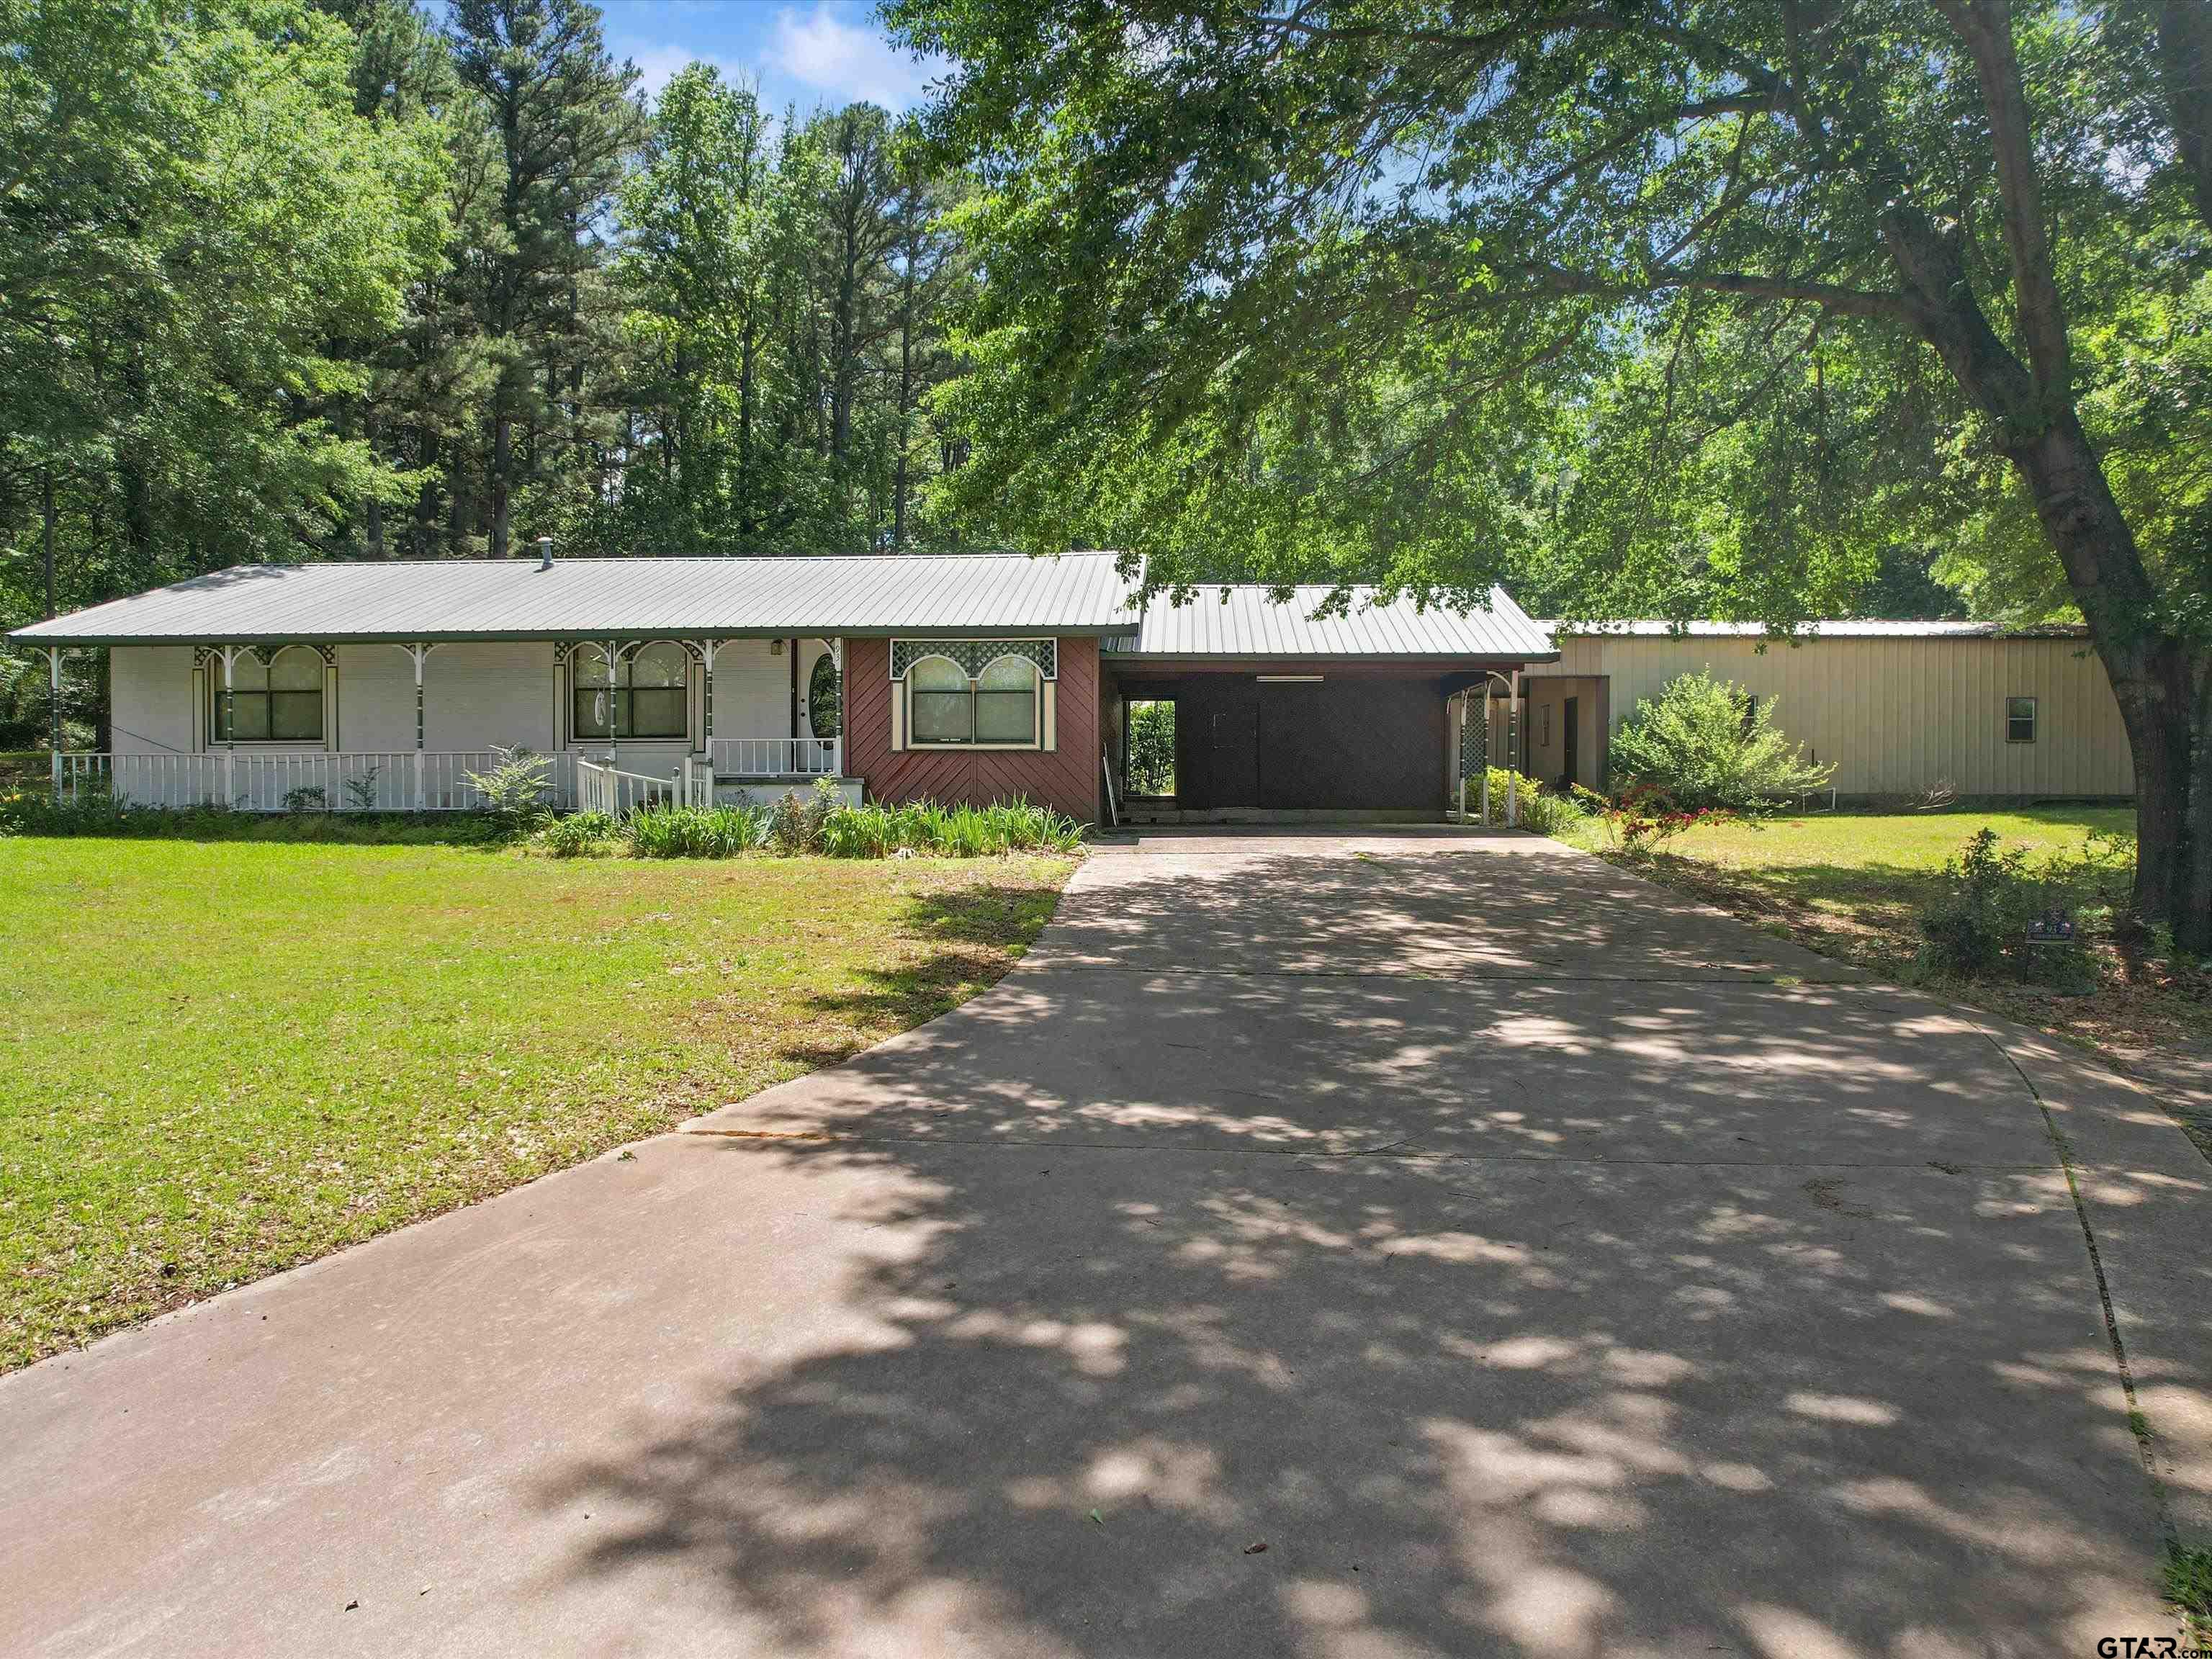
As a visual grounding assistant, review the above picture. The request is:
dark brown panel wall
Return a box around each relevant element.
[843,636,1101,824]
[1108,670,1449,811]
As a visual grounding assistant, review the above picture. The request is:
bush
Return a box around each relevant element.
[465,747,551,832]
[1609,670,1833,811]
[282,786,328,815]
[1461,768,1589,836]
[622,803,772,858]
[817,794,1083,858]
[535,809,621,858]
[766,778,840,855]
[1914,828,2092,988]
[1126,702,1175,796]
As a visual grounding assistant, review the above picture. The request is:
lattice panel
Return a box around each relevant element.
[890,638,1056,681]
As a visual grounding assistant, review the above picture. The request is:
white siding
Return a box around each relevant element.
[109,647,198,756]
[1547,634,2133,797]
[426,641,557,752]
[333,644,419,752]
[711,638,791,739]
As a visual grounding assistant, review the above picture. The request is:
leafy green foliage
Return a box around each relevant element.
[1462,768,1588,837]
[1608,673,1833,812]
[1914,829,2092,989]
[534,807,619,857]
[622,803,773,858]
[818,796,1082,858]
[463,747,552,829]
[1125,701,1174,796]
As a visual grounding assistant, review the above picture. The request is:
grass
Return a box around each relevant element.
[0,835,1075,1370]
[1557,804,2212,1064]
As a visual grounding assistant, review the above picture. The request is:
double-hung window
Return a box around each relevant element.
[2005,696,2036,744]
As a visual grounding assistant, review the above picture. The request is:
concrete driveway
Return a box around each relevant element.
[3,830,2208,1657]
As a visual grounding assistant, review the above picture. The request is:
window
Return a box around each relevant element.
[216,647,323,742]
[808,651,842,738]
[908,654,1042,747]
[572,643,690,742]
[2007,696,2037,744]
[975,656,1040,742]
[909,656,973,743]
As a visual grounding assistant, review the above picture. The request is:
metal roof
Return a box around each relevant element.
[8,552,1140,645]
[1547,618,2086,639]
[1103,584,1555,660]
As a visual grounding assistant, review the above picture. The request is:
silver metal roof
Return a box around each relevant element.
[1547,619,2086,639]
[1103,584,1554,660]
[8,552,1140,645]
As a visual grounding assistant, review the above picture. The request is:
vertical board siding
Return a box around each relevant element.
[1541,634,2133,796]
[843,636,1101,822]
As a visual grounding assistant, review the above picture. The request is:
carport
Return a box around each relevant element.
[1099,583,1555,821]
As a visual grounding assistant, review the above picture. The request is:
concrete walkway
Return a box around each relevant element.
[2,830,2206,1657]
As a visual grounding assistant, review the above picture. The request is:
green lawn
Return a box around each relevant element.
[0,837,1074,1370]
[1562,804,2211,1059]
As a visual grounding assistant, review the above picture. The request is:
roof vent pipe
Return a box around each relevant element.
[536,536,554,571]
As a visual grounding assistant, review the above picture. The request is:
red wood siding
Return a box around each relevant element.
[843,636,1101,823]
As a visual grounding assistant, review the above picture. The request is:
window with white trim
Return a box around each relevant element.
[213,646,324,742]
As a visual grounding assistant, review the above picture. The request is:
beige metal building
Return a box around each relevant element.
[1516,621,2133,800]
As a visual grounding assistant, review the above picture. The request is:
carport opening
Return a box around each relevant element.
[1125,699,1177,800]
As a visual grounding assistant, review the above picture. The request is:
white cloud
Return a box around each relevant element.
[768,3,945,111]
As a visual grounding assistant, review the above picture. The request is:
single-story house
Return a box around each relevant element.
[6,550,1555,823]
[9,552,2133,821]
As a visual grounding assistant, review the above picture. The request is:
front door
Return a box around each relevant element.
[1562,696,1581,788]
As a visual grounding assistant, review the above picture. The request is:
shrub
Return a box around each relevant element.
[1461,768,1590,837]
[816,794,1082,858]
[465,747,551,832]
[623,803,772,858]
[1609,670,1833,811]
[1914,828,2092,988]
[342,765,382,812]
[536,809,620,858]
[282,786,328,815]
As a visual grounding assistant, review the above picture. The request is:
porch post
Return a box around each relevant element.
[830,637,844,777]
[45,647,61,799]
[603,639,620,767]
[1507,669,1520,829]
[698,639,716,757]
[408,642,428,810]
[220,645,238,806]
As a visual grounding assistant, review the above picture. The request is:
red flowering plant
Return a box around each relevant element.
[1596,784,1734,855]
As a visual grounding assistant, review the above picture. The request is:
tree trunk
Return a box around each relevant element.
[2002,413,2199,935]
[491,413,512,559]
[2184,660,2212,954]
[42,466,56,619]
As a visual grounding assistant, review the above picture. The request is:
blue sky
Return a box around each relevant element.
[600,1,948,114]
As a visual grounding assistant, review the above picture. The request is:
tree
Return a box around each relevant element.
[889,0,2212,946]
[448,0,637,558]
[0,0,446,613]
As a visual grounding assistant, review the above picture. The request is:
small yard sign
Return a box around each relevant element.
[2026,908,2075,943]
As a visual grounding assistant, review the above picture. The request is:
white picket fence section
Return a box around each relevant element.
[708,737,837,778]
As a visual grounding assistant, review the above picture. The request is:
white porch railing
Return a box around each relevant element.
[709,737,838,778]
[573,756,680,816]
[47,738,827,815]
[53,751,515,812]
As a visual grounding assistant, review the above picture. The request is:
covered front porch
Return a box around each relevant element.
[33,633,856,813]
